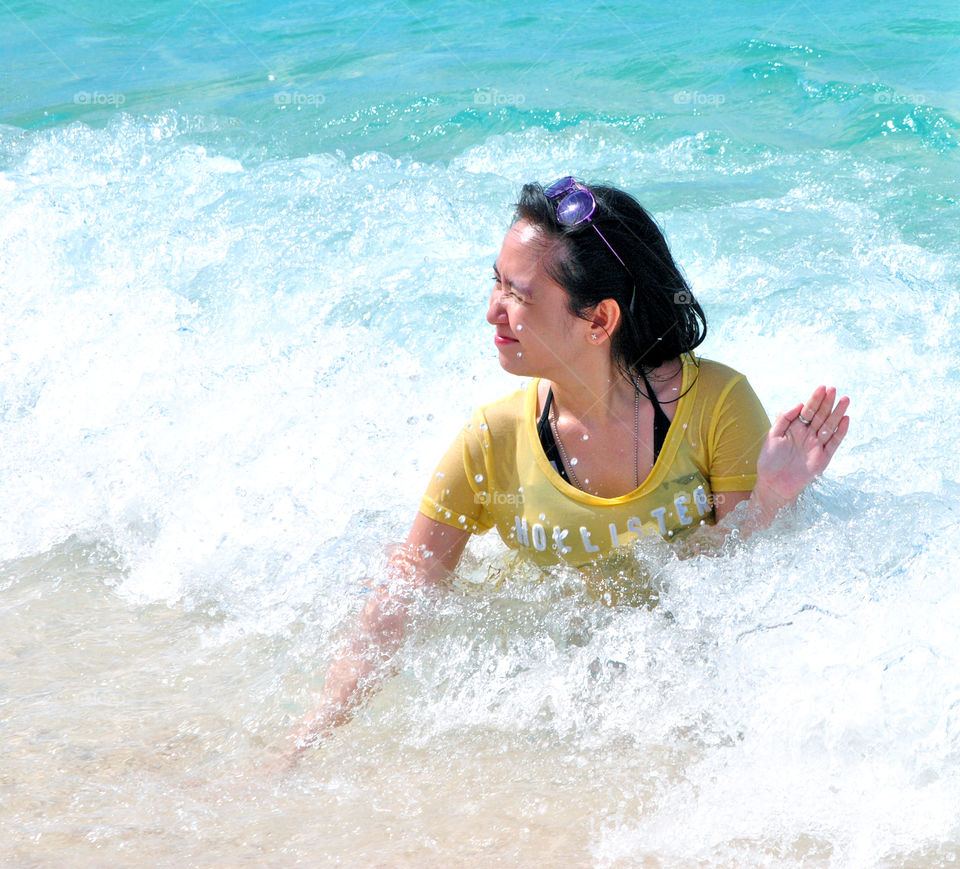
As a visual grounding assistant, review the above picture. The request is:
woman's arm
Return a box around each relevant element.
[288,514,470,760]
[706,385,850,541]
[751,385,850,517]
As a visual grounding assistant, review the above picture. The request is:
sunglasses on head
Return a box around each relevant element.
[544,176,637,312]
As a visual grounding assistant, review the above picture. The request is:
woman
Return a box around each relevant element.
[290,177,850,756]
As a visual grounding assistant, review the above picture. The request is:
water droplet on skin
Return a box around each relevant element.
[516,352,522,358]
[516,324,523,331]
[570,458,579,466]
[436,472,445,479]
[682,424,688,430]
[480,423,489,431]
[517,487,524,493]
[474,474,484,482]
[582,434,589,441]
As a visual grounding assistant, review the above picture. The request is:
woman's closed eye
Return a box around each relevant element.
[494,280,527,304]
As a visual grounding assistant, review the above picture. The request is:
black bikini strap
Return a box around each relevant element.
[638,369,671,461]
[537,387,571,483]
[537,386,554,438]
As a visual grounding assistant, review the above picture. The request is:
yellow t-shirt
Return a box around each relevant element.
[419,356,769,567]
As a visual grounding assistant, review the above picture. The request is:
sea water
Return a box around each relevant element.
[2,1,959,865]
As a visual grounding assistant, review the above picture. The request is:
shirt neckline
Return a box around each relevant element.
[523,355,695,505]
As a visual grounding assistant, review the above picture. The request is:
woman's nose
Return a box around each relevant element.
[486,289,505,325]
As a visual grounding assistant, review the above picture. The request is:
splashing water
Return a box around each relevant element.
[2,1,960,865]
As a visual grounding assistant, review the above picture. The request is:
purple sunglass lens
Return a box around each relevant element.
[543,177,634,284]
[555,189,596,226]
[544,176,577,198]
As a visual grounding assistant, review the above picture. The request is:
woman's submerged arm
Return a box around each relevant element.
[702,385,850,544]
[287,514,470,762]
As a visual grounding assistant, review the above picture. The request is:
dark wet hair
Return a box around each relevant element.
[513,181,706,375]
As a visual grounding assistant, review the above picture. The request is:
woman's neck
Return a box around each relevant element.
[546,357,683,425]
[547,362,635,427]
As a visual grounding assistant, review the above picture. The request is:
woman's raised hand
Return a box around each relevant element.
[754,385,850,510]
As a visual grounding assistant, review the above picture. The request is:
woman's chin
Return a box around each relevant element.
[497,348,529,376]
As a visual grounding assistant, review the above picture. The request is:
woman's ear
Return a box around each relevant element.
[588,298,622,345]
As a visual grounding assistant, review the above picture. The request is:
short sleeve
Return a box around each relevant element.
[418,415,495,535]
[706,374,770,492]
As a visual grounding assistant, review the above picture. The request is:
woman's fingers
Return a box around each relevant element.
[789,388,850,445]
[822,413,851,460]
[817,395,850,439]
[797,385,827,426]
[772,403,804,438]
[808,386,837,430]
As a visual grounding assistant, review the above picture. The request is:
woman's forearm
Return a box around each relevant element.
[674,483,794,557]
[288,518,471,759]
[681,387,851,554]
[290,583,413,752]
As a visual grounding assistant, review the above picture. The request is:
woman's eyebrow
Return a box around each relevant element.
[492,262,531,295]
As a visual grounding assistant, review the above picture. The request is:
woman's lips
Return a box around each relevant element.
[494,334,519,347]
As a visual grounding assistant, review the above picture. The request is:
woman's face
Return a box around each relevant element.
[486,219,591,379]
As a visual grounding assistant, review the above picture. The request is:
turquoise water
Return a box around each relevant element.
[2,2,960,865]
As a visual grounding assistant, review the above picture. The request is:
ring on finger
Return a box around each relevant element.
[798,413,813,425]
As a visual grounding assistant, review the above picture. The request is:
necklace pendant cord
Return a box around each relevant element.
[549,402,581,490]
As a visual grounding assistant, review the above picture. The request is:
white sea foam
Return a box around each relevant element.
[2,111,959,865]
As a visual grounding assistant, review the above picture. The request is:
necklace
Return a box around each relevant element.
[549,377,641,492]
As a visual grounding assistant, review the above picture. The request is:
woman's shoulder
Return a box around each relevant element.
[469,383,532,433]
[690,355,749,381]
[688,356,755,396]
[686,355,768,434]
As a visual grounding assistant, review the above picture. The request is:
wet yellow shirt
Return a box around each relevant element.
[419,356,769,567]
